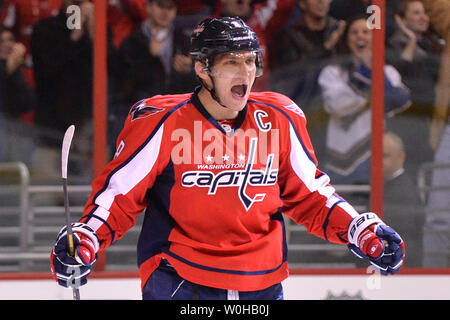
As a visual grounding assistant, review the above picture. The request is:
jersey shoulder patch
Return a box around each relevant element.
[129,99,165,121]
[128,93,191,121]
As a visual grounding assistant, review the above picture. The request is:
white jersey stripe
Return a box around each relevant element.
[288,124,334,198]
[288,123,358,219]
[336,201,359,218]
[87,206,111,232]
[95,124,164,210]
[325,193,342,209]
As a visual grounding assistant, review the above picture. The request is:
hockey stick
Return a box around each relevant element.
[61,125,80,300]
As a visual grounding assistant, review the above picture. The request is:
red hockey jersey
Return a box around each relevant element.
[80,87,359,291]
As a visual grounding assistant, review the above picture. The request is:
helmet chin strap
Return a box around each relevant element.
[198,72,231,110]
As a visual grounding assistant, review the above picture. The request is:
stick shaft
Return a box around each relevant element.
[61,125,80,300]
[63,179,75,257]
[63,177,80,300]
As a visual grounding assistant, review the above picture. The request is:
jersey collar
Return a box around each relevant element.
[190,86,248,137]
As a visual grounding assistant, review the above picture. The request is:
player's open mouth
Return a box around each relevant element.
[231,84,248,98]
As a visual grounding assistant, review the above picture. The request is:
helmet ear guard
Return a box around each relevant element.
[254,50,264,78]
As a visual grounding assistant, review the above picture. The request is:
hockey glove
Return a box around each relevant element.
[50,222,99,288]
[347,212,405,275]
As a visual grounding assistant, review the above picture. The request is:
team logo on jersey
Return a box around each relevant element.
[181,138,278,211]
[129,100,164,121]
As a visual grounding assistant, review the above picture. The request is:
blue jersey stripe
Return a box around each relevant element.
[164,250,285,276]
[137,160,176,266]
[322,198,346,241]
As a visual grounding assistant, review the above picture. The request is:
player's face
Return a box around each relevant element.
[209,51,257,111]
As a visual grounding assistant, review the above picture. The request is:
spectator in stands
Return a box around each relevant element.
[274,0,346,68]
[0,0,62,46]
[118,0,196,107]
[426,0,450,154]
[0,27,35,120]
[0,0,63,87]
[30,0,116,181]
[329,0,400,41]
[317,14,411,185]
[328,0,370,22]
[383,131,424,267]
[421,0,450,268]
[270,0,346,158]
[218,0,251,18]
[386,0,443,181]
[0,26,36,163]
[174,0,215,32]
[107,0,148,50]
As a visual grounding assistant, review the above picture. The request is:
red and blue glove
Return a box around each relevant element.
[50,223,99,288]
[347,212,405,275]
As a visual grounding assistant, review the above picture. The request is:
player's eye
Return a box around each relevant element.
[225,59,238,65]
[245,57,256,65]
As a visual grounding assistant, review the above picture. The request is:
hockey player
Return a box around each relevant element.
[50,17,405,300]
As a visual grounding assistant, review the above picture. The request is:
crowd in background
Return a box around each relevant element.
[0,0,449,268]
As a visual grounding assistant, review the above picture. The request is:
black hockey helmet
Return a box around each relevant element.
[190,17,264,77]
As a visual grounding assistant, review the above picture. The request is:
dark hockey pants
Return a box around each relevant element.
[142,259,284,300]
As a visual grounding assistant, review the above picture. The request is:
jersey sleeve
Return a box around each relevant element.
[276,97,360,244]
[80,99,172,250]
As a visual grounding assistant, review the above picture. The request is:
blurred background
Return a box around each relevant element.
[0,0,448,276]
